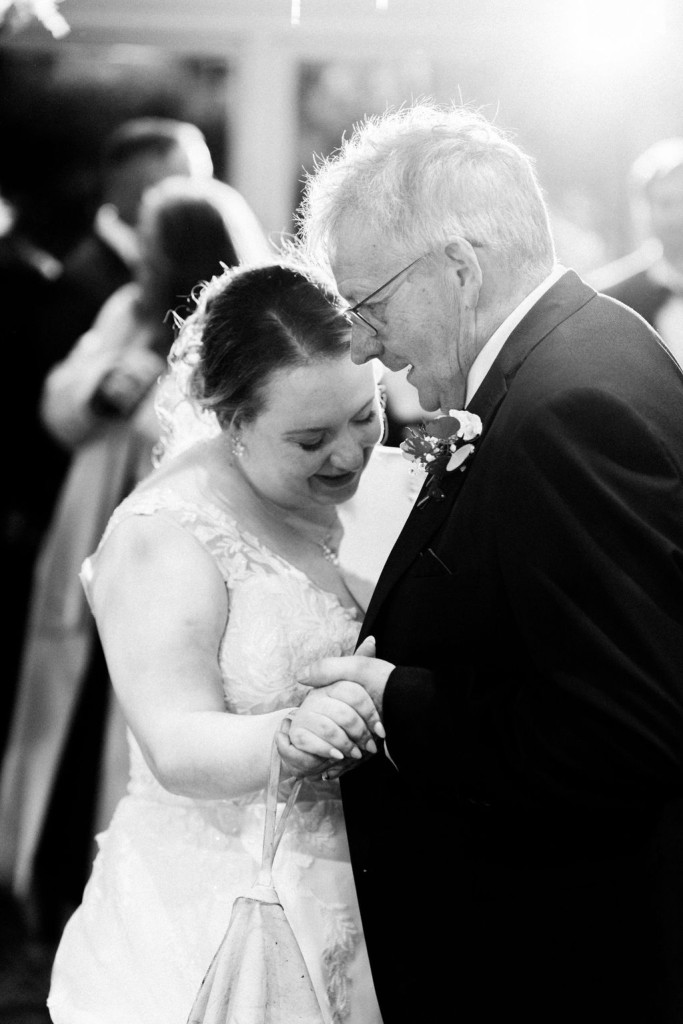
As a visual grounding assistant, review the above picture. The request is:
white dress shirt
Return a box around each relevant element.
[465,265,567,406]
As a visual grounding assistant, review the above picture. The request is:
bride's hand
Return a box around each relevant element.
[285,676,383,763]
[277,637,390,779]
[275,716,337,780]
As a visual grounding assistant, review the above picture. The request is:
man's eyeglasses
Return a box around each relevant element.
[345,253,430,337]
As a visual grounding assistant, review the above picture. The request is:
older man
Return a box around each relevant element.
[280,104,683,1023]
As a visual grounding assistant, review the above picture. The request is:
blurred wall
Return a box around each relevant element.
[3,0,683,263]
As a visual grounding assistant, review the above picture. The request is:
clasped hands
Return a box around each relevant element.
[276,636,394,781]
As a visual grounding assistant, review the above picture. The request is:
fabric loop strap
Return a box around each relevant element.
[258,712,302,886]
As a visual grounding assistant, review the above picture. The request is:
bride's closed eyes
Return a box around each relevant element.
[238,357,380,511]
[297,437,327,453]
[293,406,379,453]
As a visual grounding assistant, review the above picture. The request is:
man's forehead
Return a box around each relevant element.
[330,220,387,282]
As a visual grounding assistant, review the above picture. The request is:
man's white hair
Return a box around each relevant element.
[298,103,555,280]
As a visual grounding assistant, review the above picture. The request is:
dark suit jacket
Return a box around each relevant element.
[1,236,70,754]
[45,231,131,368]
[342,271,683,1023]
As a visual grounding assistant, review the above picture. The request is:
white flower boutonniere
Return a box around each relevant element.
[400,409,483,507]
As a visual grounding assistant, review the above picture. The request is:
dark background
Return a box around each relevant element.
[0,47,230,257]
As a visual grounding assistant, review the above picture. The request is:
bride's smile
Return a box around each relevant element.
[234,356,382,513]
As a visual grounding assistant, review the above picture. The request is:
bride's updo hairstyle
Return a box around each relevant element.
[153,261,352,464]
[187,262,351,428]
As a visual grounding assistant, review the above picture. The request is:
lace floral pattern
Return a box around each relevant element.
[50,486,381,1024]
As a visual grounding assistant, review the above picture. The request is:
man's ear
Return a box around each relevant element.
[444,237,483,309]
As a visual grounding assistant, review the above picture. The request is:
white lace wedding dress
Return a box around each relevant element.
[47,486,384,1024]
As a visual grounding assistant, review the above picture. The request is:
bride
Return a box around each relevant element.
[47,261,421,1024]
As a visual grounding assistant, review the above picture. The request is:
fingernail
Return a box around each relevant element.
[365,739,377,755]
[329,748,345,760]
[374,721,386,739]
[350,746,363,760]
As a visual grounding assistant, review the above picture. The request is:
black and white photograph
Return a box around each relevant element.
[1,2,683,1022]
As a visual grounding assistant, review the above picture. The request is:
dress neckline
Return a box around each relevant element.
[123,486,363,619]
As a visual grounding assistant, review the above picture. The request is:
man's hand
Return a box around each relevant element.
[301,636,394,716]
[276,636,394,780]
[276,679,379,780]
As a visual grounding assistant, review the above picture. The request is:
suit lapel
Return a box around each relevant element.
[360,271,595,638]
[360,363,507,637]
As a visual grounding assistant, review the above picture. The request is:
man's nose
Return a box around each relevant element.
[350,329,382,365]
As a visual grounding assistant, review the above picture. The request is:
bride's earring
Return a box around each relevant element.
[231,432,245,459]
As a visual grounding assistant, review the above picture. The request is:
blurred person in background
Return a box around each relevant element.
[0,174,271,942]
[46,116,215,367]
[0,190,65,761]
[0,117,215,774]
[591,136,683,368]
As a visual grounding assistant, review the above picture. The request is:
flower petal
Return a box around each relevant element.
[446,443,475,472]
[429,415,462,439]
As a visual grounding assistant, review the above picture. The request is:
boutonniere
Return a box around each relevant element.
[400,410,483,507]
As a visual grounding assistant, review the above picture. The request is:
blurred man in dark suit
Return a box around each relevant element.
[47,117,214,368]
[0,193,65,754]
[592,137,683,368]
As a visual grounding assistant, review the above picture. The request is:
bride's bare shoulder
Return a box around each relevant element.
[89,501,224,621]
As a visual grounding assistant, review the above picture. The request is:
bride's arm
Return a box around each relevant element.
[89,515,375,799]
[90,515,305,799]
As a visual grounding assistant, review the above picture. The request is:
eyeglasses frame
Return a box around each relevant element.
[345,252,430,336]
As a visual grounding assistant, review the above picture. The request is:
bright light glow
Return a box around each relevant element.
[290,0,389,25]
[557,0,667,71]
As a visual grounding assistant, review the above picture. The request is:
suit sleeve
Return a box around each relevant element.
[382,386,683,808]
